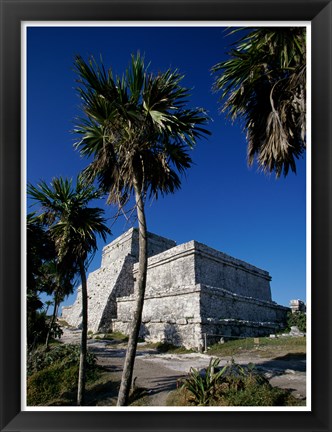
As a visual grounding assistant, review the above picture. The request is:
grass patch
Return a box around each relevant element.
[27,363,79,406]
[207,336,306,358]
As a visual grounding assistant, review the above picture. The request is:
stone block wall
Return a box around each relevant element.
[194,241,272,301]
[113,285,203,348]
[199,285,287,324]
[134,241,197,296]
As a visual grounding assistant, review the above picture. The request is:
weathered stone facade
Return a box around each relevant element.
[62,228,289,350]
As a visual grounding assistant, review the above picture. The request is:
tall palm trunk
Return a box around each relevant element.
[45,301,52,316]
[77,259,88,406]
[117,183,148,406]
[45,289,59,349]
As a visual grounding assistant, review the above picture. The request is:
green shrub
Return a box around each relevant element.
[27,343,96,376]
[287,311,306,332]
[94,332,128,342]
[27,312,64,351]
[180,358,300,406]
[155,342,193,354]
[109,331,128,341]
[27,311,48,348]
[180,358,227,405]
[49,320,63,340]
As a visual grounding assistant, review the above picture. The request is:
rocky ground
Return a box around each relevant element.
[60,327,306,406]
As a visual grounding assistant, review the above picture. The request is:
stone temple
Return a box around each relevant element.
[62,228,289,350]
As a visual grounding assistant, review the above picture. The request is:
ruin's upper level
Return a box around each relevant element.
[101,228,176,267]
[101,228,272,302]
[131,239,272,302]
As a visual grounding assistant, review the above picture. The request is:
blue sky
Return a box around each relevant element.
[26,25,307,309]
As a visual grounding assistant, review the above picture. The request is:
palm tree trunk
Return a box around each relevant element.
[45,291,59,349]
[45,301,52,316]
[77,259,88,406]
[117,183,148,406]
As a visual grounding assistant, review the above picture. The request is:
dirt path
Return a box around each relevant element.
[60,327,306,406]
[61,328,185,405]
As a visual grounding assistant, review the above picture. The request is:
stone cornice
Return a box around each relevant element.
[132,240,271,281]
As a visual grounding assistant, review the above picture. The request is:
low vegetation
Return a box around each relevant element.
[286,311,306,332]
[95,331,128,342]
[27,344,118,406]
[207,335,306,358]
[27,310,63,350]
[168,358,303,407]
[141,341,194,354]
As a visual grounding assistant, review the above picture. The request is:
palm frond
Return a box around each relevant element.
[73,52,210,203]
[28,176,111,269]
[212,27,306,177]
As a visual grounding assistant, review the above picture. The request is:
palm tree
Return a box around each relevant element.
[74,53,210,405]
[28,177,111,406]
[41,260,74,349]
[44,300,53,315]
[212,27,306,177]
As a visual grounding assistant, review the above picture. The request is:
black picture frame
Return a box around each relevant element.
[1,1,331,431]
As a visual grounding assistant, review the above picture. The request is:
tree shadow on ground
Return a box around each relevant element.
[91,346,126,358]
[254,352,306,377]
[84,376,120,406]
[135,374,184,395]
